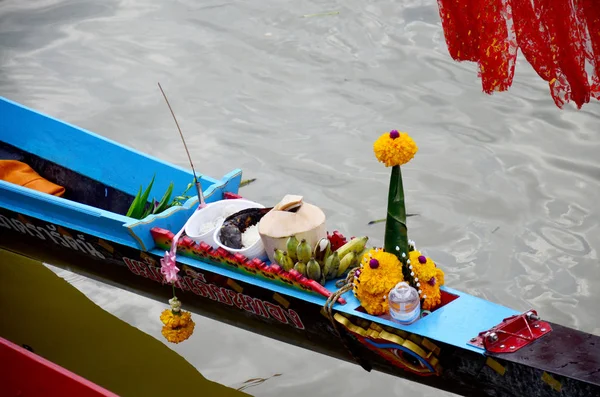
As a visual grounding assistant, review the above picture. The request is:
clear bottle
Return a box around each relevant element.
[388,281,421,325]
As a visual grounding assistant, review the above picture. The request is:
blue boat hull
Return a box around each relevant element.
[0,96,598,397]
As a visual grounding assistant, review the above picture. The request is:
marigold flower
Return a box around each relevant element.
[354,249,404,315]
[160,296,195,344]
[161,321,195,344]
[373,130,418,167]
[408,250,445,310]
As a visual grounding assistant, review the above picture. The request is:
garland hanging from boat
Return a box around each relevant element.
[436,0,600,109]
[159,240,195,344]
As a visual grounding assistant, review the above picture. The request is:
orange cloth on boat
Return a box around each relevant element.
[0,160,65,197]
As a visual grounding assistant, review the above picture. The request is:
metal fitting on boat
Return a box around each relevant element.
[486,332,499,343]
[526,311,539,322]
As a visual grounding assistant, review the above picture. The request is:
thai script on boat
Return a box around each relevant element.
[123,256,305,330]
[0,214,105,259]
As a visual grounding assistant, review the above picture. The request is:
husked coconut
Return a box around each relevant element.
[258,195,327,263]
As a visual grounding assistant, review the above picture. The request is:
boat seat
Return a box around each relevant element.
[0,141,135,215]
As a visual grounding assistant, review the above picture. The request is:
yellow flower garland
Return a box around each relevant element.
[408,250,445,311]
[160,296,195,344]
[373,130,418,167]
[353,249,404,316]
[160,309,195,344]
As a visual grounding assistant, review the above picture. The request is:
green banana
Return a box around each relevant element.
[296,239,312,263]
[335,236,369,259]
[313,237,331,264]
[286,235,299,262]
[323,253,333,280]
[273,249,285,266]
[354,247,369,267]
[325,251,340,279]
[337,251,356,277]
[306,257,321,281]
[279,251,294,272]
[293,261,307,277]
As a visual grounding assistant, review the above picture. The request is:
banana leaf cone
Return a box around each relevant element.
[383,165,416,287]
[373,129,419,288]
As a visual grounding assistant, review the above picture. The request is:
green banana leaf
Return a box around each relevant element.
[383,165,415,284]
[126,175,155,219]
[126,185,143,218]
[136,174,155,217]
[126,177,196,220]
[153,182,174,214]
[140,199,156,219]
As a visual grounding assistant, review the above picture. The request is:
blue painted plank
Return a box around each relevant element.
[335,285,519,353]
[0,181,133,246]
[0,96,220,200]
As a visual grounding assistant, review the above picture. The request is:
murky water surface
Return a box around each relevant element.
[1,0,599,395]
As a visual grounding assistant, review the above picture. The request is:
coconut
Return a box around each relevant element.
[258,195,327,263]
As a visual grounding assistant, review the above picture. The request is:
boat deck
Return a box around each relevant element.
[153,247,518,355]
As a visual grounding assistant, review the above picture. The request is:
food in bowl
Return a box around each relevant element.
[218,207,272,249]
[187,204,240,236]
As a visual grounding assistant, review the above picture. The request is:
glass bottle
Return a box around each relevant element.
[388,281,421,325]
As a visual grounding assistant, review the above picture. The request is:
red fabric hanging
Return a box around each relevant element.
[436,0,600,109]
[436,0,481,62]
[577,0,600,99]
[476,0,517,93]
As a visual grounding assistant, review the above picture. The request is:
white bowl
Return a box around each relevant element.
[213,216,268,261]
[185,199,264,249]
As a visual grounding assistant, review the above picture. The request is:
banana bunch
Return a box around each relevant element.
[273,235,369,285]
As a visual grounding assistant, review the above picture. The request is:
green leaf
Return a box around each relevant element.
[239,178,257,188]
[153,182,174,214]
[126,185,143,218]
[383,165,414,285]
[126,175,156,219]
[141,199,155,219]
[133,174,155,218]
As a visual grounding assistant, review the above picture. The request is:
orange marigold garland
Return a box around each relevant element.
[373,130,418,167]
[353,249,404,316]
[160,296,195,344]
[160,243,195,344]
[408,251,446,311]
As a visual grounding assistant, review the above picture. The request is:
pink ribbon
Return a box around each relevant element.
[160,201,207,284]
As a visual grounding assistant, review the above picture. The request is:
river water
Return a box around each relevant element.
[1,0,599,396]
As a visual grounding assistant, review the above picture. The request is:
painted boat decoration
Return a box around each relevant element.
[0,96,599,397]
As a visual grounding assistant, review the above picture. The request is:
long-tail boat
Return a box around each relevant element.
[1,95,598,397]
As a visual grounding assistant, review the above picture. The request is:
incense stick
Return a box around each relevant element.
[157,82,205,207]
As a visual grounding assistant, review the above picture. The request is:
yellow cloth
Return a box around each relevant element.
[0,160,65,197]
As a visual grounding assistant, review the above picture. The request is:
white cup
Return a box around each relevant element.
[184,199,264,249]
